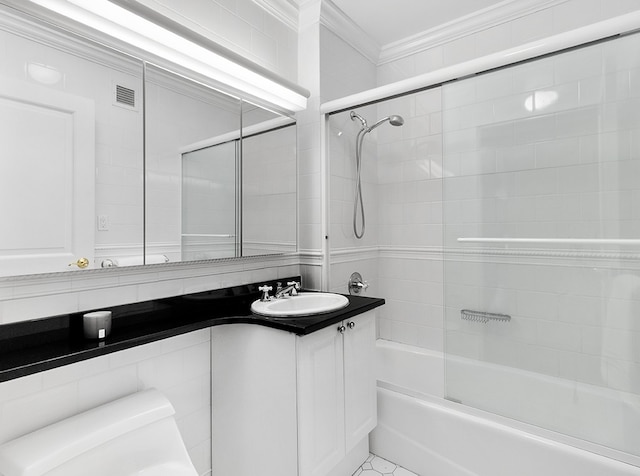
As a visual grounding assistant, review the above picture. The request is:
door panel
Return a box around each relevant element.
[0,78,94,274]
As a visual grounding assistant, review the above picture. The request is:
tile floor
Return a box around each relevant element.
[353,454,419,476]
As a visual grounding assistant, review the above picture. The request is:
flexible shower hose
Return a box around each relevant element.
[353,128,367,239]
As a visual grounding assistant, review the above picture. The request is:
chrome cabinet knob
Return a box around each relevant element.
[338,325,346,334]
[347,321,355,329]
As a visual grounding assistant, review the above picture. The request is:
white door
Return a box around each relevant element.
[343,311,377,452]
[297,323,346,476]
[0,77,95,276]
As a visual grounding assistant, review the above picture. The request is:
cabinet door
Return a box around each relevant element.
[212,324,298,476]
[297,323,345,476]
[343,311,377,452]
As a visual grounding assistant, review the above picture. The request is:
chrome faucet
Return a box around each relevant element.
[275,281,300,298]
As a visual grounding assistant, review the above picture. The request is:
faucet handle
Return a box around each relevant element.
[258,285,273,301]
[348,272,368,295]
[287,281,300,295]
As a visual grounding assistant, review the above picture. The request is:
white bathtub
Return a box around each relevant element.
[371,340,640,476]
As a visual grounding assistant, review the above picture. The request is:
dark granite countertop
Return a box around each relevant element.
[0,276,384,383]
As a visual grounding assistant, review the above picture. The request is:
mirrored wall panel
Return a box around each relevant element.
[181,141,238,260]
[0,6,298,278]
[242,103,297,256]
[144,64,242,263]
[0,8,144,277]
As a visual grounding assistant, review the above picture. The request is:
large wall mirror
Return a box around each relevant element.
[0,6,297,278]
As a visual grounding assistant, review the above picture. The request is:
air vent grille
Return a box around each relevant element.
[115,84,135,107]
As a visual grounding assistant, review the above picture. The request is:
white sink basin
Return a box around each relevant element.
[251,292,349,317]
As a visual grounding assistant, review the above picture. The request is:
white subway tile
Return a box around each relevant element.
[0,374,42,403]
[0,382,79,443]
[77,365,138,412]
[513,114,556,144]
[496,144,535,172]
[42,355,110,389]
[176,406,210,449]
[535,137,580,169]
[512,57,555,94]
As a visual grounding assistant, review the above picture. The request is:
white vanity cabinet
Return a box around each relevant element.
[297,310,377,476]
[211,310,377,476]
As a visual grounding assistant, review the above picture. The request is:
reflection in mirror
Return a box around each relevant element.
[0,7,144,277]
[144,64,242,263]
[242,109,297,256]
[182,141,238,260]
[0,6,298,278]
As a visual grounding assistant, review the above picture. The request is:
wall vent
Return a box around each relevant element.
[115,84,136,108]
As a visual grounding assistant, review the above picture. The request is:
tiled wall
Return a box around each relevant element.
[375,89,444,349]
[0,330,212,475]
[326,87,445,346]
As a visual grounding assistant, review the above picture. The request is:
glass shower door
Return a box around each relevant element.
[442,31,640,457]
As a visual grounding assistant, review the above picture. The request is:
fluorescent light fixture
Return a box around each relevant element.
[28,0,308,112]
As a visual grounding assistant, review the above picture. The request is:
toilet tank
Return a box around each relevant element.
[0,389,199,476]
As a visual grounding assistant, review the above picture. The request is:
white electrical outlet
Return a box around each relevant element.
[97,215,109,231]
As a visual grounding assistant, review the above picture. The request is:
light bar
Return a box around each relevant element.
[28,0,308,112]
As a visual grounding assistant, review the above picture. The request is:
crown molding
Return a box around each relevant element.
[319,0,379,65]
[252,0,298,31]
[316,0,570,66]
[379,0,570,65]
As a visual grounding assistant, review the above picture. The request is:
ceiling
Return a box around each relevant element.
[330,0,510,47]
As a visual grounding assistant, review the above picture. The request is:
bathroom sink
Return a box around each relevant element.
[251,292,349,317]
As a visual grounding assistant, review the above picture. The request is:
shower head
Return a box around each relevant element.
[350,110,405,134]
[367,114,405,132]
[388,115,405,126]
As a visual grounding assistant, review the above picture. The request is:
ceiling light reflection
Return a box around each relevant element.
[524,90,558,112]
